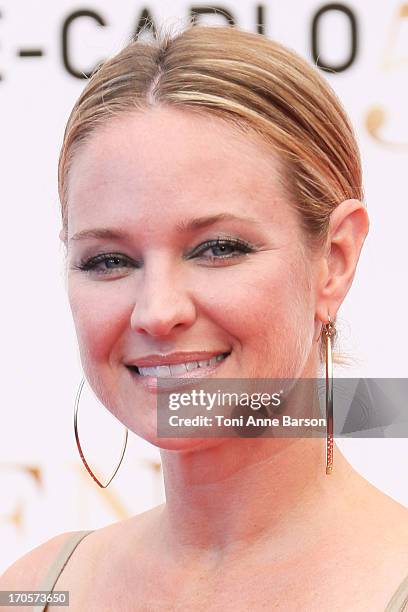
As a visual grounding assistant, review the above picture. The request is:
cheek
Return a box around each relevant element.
[197,255,315,373]
[68,279,131,367]
[199,255,312,331]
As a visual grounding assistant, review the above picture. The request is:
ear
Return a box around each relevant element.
[315,199,370,323]
[59,227,67,245]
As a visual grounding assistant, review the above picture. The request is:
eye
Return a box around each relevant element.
[71,238,257,275]
[188,238,255,263]
[73,253,136,275]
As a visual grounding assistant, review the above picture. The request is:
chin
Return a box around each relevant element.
[147,435,225,453]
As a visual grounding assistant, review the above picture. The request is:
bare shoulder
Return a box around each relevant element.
[0,531,78,591]
[61,503,164,568]
[351,481,408,607]
[47,505,165,609]
[358,475,408,554]
[0,505,163,599]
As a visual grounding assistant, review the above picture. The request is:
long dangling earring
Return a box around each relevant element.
[74,376,128,488]
[322,315,336,475]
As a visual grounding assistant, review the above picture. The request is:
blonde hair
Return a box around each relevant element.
[58,23,364,365]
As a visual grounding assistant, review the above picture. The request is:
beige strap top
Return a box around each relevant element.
[33,530,408,611]
[385,574,408,612]
[32,530,93,612]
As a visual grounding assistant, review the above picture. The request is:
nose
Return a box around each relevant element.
[130,259,197,337]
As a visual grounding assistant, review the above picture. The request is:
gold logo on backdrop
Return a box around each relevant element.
[75,458,163,521]
[382,3,408,70]
[365,3,408,149]
[0,459,162,537]
[0,500,24,532]
[75,459,161,520]
[76,465,130,520]
[0,464,43,533]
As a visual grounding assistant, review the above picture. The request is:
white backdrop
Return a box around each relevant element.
[1,0,407,572]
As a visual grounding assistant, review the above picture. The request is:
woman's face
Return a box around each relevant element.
[65,107,323,448]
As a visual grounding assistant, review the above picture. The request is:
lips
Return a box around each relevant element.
[127,352,230,378]
[126,350,231,394]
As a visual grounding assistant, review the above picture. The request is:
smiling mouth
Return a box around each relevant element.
[127,352,230,378]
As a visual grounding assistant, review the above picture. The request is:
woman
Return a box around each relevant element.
[2,23,408,611]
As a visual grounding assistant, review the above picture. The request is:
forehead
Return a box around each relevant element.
[66,107,295,238]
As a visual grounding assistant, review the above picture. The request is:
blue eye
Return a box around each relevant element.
[73,238,255,276]
[189,238,254,262]
[74,253,135,275]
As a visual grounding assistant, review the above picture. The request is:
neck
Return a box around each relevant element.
[158,437,360,563]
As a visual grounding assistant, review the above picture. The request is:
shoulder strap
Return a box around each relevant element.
[385,572,408,612]
[32,530,93,612]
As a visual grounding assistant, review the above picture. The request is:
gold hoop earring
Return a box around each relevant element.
[322,315,336,475]
[74,376,128,488]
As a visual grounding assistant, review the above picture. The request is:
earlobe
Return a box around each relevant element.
[315,199,369,322]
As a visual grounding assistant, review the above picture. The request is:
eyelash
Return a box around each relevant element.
[74,238,255,275]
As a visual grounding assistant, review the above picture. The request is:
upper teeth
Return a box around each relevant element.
[137,353,227,377]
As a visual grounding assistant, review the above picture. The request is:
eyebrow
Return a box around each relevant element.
[69,213,262,242]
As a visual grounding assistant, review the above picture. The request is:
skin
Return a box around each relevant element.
[63,106,362,450]
[2,107,408,610]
